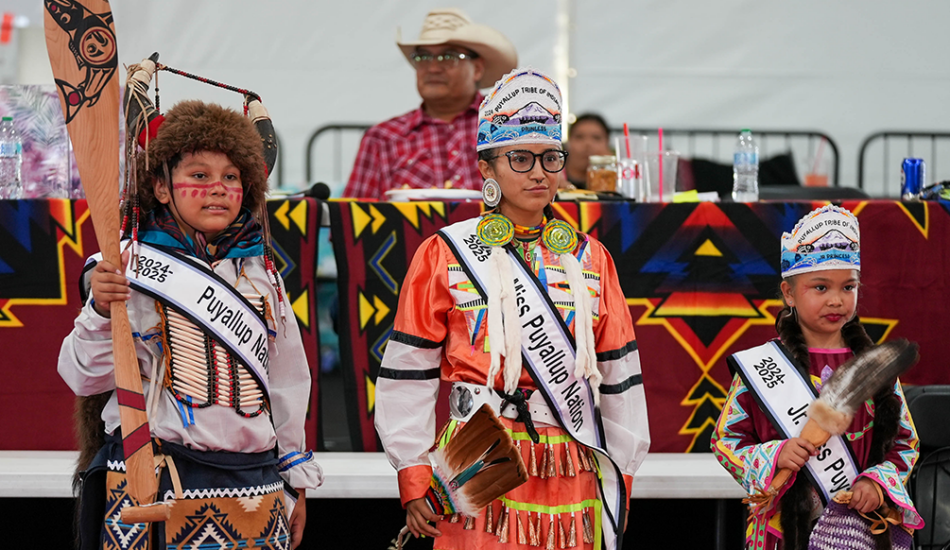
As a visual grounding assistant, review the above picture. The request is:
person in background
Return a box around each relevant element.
[343,8,517,199]
[562,113,612,189]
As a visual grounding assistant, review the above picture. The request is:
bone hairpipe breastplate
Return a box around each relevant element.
[162,294,267,418]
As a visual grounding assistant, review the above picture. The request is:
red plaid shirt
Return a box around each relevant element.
[343,93,484,199]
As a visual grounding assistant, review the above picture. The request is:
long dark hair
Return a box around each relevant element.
[774,276,901,550]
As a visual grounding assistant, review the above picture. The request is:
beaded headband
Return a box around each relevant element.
[780,205,860,278]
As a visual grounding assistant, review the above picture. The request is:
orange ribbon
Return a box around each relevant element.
[832,488,902,535]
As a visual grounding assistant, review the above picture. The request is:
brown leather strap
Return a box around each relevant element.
[154,453,183,500]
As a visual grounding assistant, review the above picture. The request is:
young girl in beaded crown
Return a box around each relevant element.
[712,205,923,550]
[58,55,321,550]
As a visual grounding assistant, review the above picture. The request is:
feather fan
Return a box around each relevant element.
[745,339,919,508]
[425,404,529,517]
[808,339,918,436]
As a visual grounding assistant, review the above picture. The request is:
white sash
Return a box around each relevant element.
[439,218,627,549]
[84,241,270,396]
[730,341,859,503]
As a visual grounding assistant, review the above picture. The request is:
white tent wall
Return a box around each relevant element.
[572,0,950,196]
[7,0,558,194]
[7,0,950,195]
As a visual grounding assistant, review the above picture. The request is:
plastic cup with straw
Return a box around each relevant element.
[618,124,638,199]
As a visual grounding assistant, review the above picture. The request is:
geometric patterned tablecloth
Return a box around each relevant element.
[329,199,950,452]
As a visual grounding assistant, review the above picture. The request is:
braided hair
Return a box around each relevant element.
[774,276,900,550]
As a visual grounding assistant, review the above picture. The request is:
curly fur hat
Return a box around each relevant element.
[135,100,267,216]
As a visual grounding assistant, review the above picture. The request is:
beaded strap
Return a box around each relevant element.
[157,63,261,105]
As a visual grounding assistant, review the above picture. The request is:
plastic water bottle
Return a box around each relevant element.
[0,117,22,199]
[732,129,759,202]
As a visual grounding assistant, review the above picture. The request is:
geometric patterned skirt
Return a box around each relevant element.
[433,416,602,550]
[81,436,290,550]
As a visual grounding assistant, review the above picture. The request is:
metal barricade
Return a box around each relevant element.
[305,124,372,185]
[857,131,950,196]
[303,123,840,189]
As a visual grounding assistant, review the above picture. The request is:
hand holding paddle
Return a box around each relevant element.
[44,0,167,523]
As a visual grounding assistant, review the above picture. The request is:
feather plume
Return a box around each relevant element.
[746,339,920,509]
[425,404,528,517]
[809,339,918,433]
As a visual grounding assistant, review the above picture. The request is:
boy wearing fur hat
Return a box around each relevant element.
[59,70,321,549]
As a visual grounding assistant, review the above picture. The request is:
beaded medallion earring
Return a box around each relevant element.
[482,178,501,208]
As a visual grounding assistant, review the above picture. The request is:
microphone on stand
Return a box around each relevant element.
[283,182,331,199]
[305,182,331,200]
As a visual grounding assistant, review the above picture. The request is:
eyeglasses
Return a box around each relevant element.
[410,51,477,68]
[487,150,569,173]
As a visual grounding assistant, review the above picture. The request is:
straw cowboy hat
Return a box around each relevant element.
[397,8,518,89]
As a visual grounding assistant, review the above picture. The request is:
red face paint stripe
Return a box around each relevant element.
[172,182,242,190]
[122,423,152,458]
[116,388,147,411]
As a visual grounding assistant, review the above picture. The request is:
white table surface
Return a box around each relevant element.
[0,451,746,499]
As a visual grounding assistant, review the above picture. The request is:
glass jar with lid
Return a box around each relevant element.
[586,155,618,192]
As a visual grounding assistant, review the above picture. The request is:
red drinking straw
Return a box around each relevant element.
[623,123,632,159]
[658,127,664,200]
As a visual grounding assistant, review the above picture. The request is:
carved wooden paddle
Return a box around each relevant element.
[44,0,167,523]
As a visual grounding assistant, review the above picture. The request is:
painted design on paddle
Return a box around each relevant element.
[44,0,118,124]
[173,182,244,203]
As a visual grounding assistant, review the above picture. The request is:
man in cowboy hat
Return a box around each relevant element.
[343,8,517,199]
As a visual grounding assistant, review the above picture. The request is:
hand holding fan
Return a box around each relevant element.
[391,404,528,549]
[745,339,919,509]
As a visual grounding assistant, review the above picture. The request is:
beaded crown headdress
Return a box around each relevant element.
[781,205,860,279]
[477,68,562,152]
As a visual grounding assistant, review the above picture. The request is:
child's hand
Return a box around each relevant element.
[289,488,306,549]
[849,478,883,514]
[90,251,131,318]
[777,437,818,471]
[405,498,442,538]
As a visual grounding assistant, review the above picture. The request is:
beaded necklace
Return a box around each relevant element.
[512,216,547,237]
